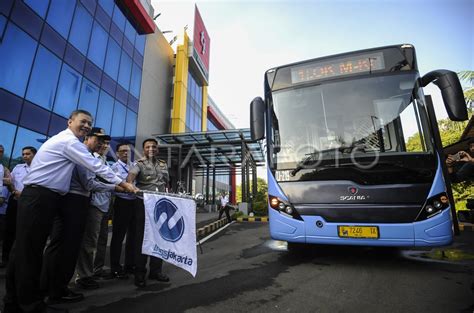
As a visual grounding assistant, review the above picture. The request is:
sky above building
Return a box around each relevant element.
[152,0,473,129]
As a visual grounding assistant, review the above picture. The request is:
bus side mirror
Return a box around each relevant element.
[421,70,468,121]
[250,97,265,140]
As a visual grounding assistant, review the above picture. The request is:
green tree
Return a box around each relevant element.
[459,70,474,107]
[406,119,469,152]
[250,178,268,216]
[405,133,423,152]
[235,178,268,216]
[442,115,472,211]
[406,119,471,211]
[407,71,473,211]
[407,71,472,148]
[438,118,470,146]
[235,184,242,203]
[450,70,474,210]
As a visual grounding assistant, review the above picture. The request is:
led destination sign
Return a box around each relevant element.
[291,52,385,84]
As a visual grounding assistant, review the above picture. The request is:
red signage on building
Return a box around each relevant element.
[119,0,155,34]
[193,5,210,76]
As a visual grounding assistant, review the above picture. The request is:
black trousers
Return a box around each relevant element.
[2,195,17,263]
[134,199,162,276]
[5,185,62,312]
[218,205,232,223]
[110,197,136,272]
[41,193,90,298]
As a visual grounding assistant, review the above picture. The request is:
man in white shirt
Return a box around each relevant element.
[41,128,122,304]
[218,192,232,223]
[109,143,136,279]
[3,110,137,313]
[1,146,36,268]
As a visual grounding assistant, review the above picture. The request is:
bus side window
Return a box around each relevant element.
[399,100,427,152]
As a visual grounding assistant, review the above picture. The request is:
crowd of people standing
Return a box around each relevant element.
[0,110,172,313]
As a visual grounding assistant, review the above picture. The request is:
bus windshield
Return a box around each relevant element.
[271,73,434,175]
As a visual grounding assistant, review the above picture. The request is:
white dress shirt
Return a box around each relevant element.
[220,195,229,207]
[23,128,122,195]
[11,163,30,192]
[111,159,135,200]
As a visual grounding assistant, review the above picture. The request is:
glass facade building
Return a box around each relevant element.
[185,71,203,132]
[0,0,145,168]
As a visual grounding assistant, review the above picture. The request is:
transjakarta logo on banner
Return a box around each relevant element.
[143,194,197,277]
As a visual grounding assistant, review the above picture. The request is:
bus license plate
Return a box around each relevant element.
[338,225,379,239]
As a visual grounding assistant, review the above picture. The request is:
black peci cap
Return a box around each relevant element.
[87,127,111,140]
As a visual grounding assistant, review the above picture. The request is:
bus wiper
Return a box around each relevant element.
[291,154,418,177]
[293,159,371,177]
[290,147,364,177]
[338,144,370,154]
[290,152,321,177]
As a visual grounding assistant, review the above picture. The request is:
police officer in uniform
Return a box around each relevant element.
[127,138,170,287]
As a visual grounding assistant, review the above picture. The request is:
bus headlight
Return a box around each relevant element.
[416,193,449,221]
[425,205,434,214]
[270,197,279,209]
[268,195,302,220]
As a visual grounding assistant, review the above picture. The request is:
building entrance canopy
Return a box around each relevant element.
[155,128,264,172]
[154,129,265,206]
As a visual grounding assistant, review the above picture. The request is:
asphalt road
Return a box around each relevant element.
[2,223,473,313]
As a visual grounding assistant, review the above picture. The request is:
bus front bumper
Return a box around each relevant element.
[269,208,453,247]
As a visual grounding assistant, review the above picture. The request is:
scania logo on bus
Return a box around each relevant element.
[340,187,367,201]
[348,187,358,195]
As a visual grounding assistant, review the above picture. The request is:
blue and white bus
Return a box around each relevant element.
[250,44,467,247]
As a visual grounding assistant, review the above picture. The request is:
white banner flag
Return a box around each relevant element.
[143,193,197,277]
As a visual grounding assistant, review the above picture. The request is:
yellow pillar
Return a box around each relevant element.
[201,86,208,131]
[171,32,190,133]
